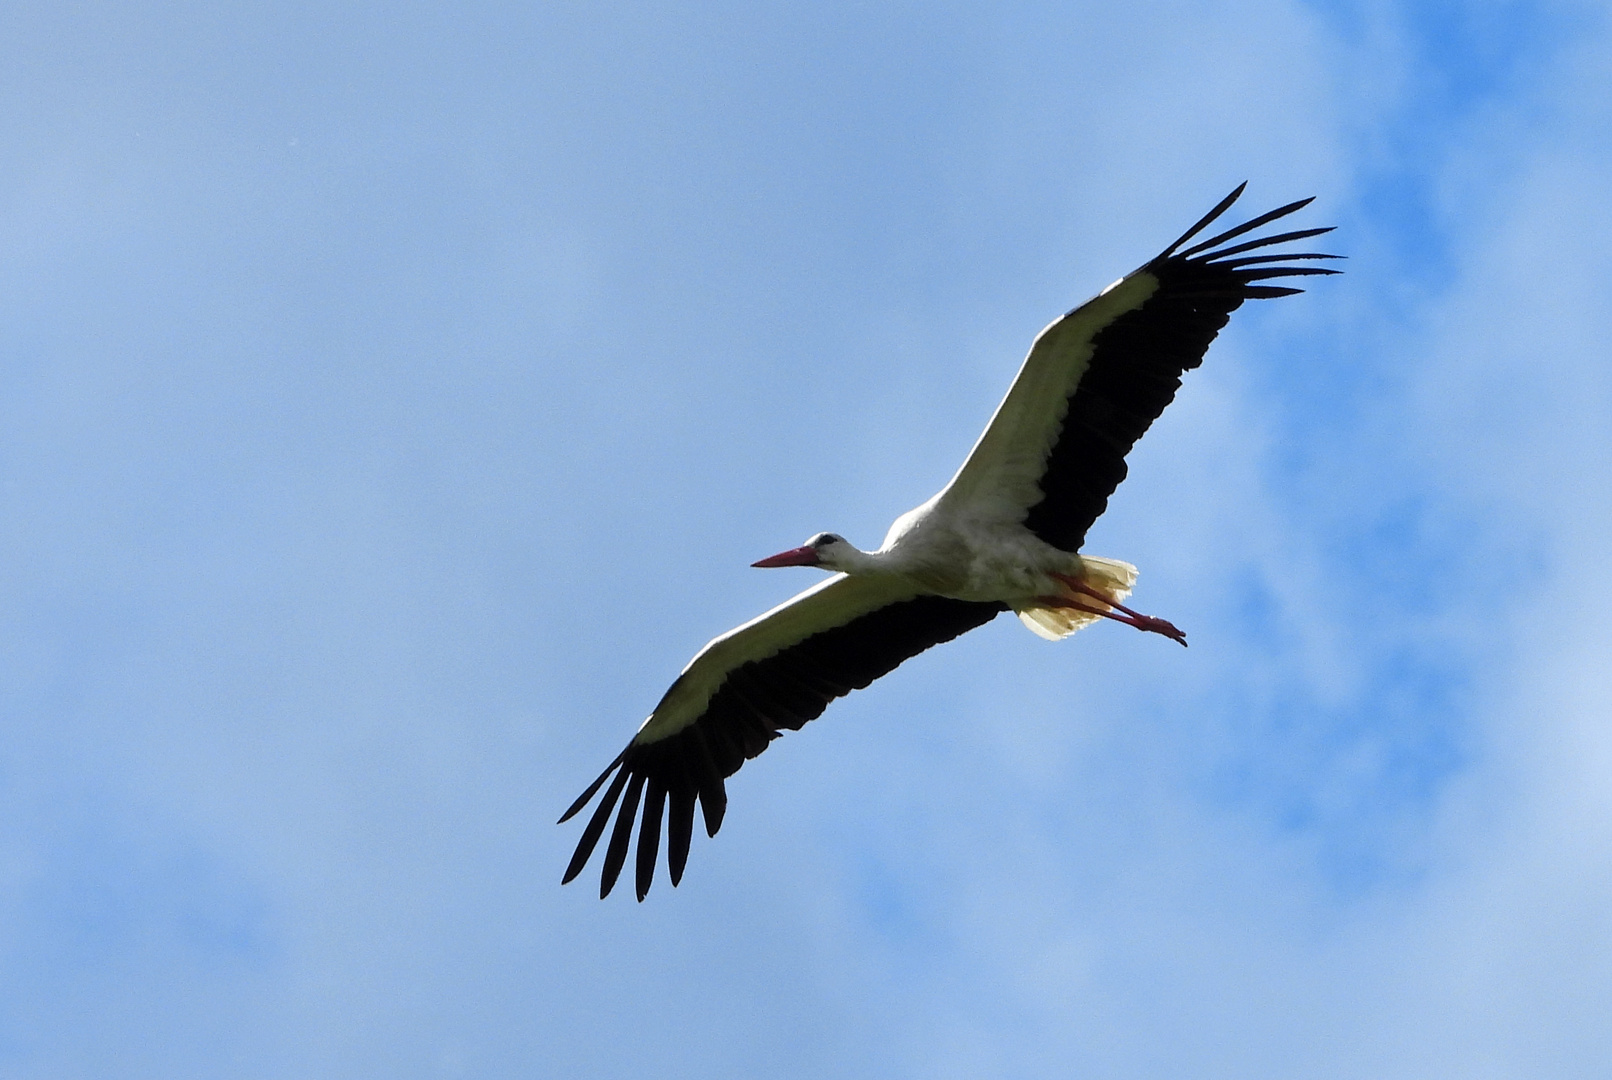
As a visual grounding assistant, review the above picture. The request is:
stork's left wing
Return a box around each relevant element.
[937,184,1338,551]
[560,573,1006,900]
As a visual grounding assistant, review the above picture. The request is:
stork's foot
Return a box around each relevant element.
[1121,612,1188,647]
[1045,572,1189,648]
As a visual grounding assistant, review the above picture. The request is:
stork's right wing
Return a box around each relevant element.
[560,573,1006,901]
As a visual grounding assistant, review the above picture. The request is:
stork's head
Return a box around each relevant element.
[752,532,851,571]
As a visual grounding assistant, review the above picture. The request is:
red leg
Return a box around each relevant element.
[1043,574,1188,647]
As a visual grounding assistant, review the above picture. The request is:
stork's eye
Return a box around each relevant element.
[808,532,841,547]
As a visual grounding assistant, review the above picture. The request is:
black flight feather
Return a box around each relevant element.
[635,777,666,901]
[599,772,645,899]
[561,764,629,885]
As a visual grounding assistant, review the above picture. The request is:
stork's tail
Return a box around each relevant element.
[1014,556,1138,641]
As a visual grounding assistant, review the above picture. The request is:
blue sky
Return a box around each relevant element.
[3,2,1611,1076]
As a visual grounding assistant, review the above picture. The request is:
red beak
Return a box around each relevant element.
[751,545,821,568]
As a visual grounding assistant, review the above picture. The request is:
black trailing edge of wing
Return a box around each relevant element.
[1022,183,1340,553]
[560,595,1007,900]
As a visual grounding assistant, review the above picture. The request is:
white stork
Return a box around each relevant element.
[561,184,1337,900]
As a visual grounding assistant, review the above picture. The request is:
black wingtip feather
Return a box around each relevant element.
[1200,226,1336,262]
[599,772,646,899]
[699,784,727,837]
[1215,252,1345,268]
[668,787,696,886]
[1177,196,1316,259]
[561,764,629,885]
[1236,266,1342,281]
[1159,182,1247,257]
[635,779,666,901]
[558,750,627,824]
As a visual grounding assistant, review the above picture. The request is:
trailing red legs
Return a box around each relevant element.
[1044,572,1188,647]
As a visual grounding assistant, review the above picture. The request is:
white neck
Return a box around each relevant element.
[821,543,884,576]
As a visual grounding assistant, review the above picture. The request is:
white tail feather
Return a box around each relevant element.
[1013,555,1138,641]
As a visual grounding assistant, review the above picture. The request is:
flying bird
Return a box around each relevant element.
[561,184,1337,900]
